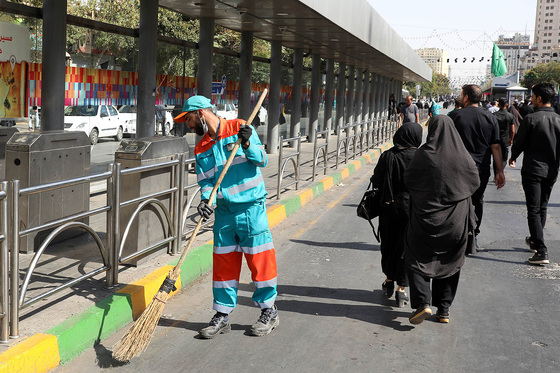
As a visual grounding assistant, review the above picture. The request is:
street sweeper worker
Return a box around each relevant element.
[174,95,278,339]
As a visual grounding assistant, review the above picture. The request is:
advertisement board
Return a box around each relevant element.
[0,21,30,118]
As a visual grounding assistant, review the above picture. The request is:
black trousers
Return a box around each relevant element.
[521,173,555,254]
[472,169,490,236]
[407,269,461,313]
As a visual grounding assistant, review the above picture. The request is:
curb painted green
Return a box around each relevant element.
[46,293,133,364]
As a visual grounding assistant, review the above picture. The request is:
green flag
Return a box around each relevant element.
[491,43,507,77]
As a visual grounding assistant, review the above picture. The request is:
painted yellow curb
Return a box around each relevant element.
[340,168,350,179]
[266,204,287,229]
[351,160,362,170]
[117,265,182,319]
[297,188,314,207]
[319,176,334,192]
[0,334,60,373]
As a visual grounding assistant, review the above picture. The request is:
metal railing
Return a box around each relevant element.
[0,122,401,341]
[277,134,302,199]
[312,129,329,182]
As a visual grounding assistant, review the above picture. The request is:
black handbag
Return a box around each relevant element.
[357,181,381,242]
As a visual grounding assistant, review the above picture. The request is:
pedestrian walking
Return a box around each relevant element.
[403,115,480,325]
[507,100,523,134]
[449,84,505,249]
[509,83,560,265]
[492,97,515,174]
[174,95,279,338]
[399,95,420,126]
[372,122,422,307]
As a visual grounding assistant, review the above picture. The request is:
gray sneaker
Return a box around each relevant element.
[199,312,231,339]
[250,305,279,336]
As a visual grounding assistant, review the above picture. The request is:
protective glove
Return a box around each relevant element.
[197,199,214,220]
[238,124,252,146]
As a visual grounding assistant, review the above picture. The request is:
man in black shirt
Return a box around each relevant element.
[509,83,560,265]
[493,97,515,174]
[449,85,505,248]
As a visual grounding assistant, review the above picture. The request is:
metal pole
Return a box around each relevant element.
[111,163,121,285]
[355,69,363,125]
[238,31,254,120]
[267,39,282,154]
[9,180,19,338]
[106,163,115,287]
[181,44,186,104]
[1,182,9,343]
[335,62,346,135]
[174,154,185,255]
[197,17,215,99]
[137,0,158,138]
[290,48,303,142]
[309,53,321,141]
[277,136,284,198]
[346,65,355,129]
[324,58,335,133]
[40,0,67,131]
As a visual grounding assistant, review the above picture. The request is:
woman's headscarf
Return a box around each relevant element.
[380,122,422,204]
[404,115,479,212]
[393,122,422,149]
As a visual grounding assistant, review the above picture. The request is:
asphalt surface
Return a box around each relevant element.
[55,146,560,373]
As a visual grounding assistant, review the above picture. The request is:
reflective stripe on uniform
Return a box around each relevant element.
[254,277,277,288]
[214,244,240,255]
[213,279,239,289]
[217,174,264,199]
[242,241,274,255]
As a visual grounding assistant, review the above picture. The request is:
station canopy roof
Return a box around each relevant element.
[159,0,432,82]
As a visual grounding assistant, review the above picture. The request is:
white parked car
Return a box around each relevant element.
[118,105,174,137]
[64,104,124,145]
[215,103,237,120]
[257,106,268,127]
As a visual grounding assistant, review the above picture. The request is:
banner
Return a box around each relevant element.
[0,21,30,118]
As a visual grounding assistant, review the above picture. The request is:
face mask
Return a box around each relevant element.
[196,112,208,136]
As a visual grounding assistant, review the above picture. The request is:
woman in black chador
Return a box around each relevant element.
[403,115,480,325]
[372,122,422,307]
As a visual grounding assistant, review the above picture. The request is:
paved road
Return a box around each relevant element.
[55,149,560,373]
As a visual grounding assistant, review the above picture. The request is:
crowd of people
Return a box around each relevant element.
[375,83,560,325]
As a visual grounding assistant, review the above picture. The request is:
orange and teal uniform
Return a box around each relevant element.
[195,117,277,314]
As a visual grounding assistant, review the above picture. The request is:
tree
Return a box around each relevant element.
[522,62,560,89]
[404,73,451,99]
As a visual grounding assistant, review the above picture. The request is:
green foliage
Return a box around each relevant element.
[5,0,313,88]
[522,62,560,88]
[404,73,451,99]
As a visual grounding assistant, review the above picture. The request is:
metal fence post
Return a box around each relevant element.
[105,163,115,288]
[277,135,284,198]
[111,163,121,285]
[1,181,9,343]
[174,153,185,255]
[9,180,19,338]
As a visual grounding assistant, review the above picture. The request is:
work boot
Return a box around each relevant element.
[199,312,230,339]
[250,305,279,336]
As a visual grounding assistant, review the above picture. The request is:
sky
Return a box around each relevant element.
[369,0,537,83]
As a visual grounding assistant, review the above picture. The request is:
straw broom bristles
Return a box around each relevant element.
[112,89,268,362]
[112,271,178,362]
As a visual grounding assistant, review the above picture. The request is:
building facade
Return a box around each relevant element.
[496,33,530,74]
[521,0,560,74]
[415,48,450,77]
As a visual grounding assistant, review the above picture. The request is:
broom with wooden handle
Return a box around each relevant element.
[113,89,268,362]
